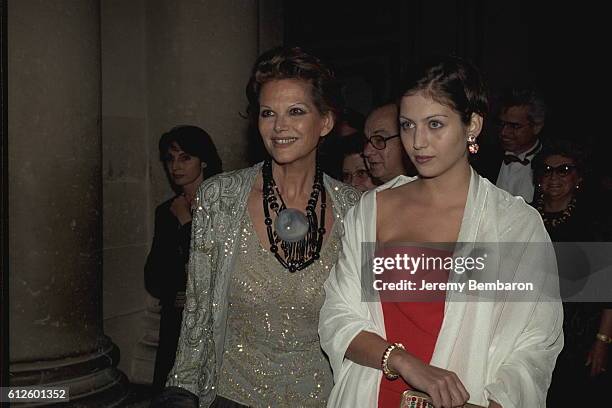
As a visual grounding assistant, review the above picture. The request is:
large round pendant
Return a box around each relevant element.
[274,208,309,243]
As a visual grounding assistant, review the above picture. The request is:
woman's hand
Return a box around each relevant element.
[171,195,192,225]
[390,350,469,408]
[586,340,609,376]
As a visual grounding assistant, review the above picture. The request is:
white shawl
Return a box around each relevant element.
[319,169,563,408]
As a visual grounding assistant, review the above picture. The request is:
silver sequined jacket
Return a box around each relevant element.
[166,162,361,407]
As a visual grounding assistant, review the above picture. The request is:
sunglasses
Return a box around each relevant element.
[541,163,577,177]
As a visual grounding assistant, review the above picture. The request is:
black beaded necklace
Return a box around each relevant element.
[262,159,326,272]
[536,195,577,228]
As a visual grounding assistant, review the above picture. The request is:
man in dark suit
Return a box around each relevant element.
[475,87,547,203]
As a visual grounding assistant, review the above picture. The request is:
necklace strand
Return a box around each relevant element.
[536,195,576,228]
[262,159,326,272]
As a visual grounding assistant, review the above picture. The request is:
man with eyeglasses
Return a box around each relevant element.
[363,103,413,183]
[478,87,547,202]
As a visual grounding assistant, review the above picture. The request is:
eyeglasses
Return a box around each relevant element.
[541,164,577,177]
[365,134,400,150]
[342,169,371,183]
[495,120,530,132]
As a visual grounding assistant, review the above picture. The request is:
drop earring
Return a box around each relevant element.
[467,134,479,154]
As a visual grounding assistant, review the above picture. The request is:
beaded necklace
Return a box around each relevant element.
[536,196,576,228]
[262,159,326,272]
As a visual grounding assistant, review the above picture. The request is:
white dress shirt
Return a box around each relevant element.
[496,140,541,202]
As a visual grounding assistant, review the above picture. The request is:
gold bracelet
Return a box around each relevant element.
[596,333,612,344]
[381,342,405,380]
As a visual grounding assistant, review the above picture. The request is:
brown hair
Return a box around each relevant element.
[246,46,342,126]
[401,55,489,125]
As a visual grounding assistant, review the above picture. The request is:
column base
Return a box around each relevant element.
[10,335,129,407]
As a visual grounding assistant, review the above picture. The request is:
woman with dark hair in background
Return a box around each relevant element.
[320,55,562,408]
[154,47,360,408]
[145,125,223,395]
[531,139,594,241]
[530,139,612,406]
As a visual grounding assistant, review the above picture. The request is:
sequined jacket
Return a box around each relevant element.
[166,162,361,407]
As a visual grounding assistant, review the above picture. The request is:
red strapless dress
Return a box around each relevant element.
[376,246,448,408]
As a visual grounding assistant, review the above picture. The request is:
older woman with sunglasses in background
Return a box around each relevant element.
[531,139,612,406]
[532,139,593,240]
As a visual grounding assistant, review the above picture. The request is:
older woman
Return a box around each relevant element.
[532,140,599,239]
[531,140,612,406]
[154,47,360,408]
[319,56,563,408]
[341,132,378,192]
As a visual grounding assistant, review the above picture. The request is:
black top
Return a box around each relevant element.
[533,197,612,359]
[541,203,606,242]
[144,197,191,307]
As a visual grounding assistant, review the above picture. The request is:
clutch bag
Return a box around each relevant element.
[400,389,485,408]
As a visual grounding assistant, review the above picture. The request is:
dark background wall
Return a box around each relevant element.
[283,1,609,166]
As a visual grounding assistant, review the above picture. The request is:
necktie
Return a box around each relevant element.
[503,154,530,165]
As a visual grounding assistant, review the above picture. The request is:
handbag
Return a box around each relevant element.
[400,389,485,408]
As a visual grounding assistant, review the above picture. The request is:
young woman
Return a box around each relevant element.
[154,47,360,408]
[319,56,563,408]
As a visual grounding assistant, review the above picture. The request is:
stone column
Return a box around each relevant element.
[146,0,259,204]
[9,1,127,406]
